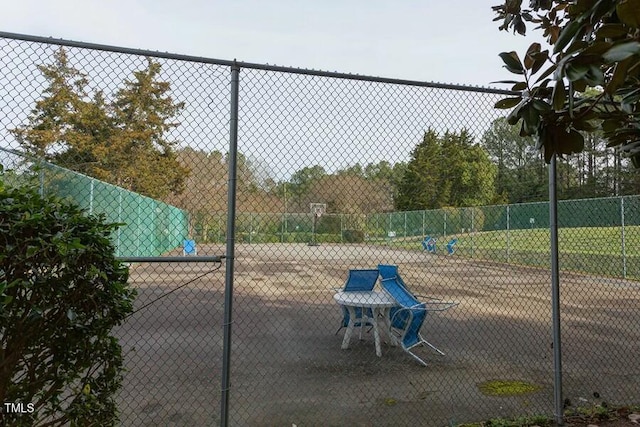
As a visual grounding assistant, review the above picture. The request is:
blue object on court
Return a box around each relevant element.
[446,238,458,255]
[183,239,197,256]
[422,236,437,253]
[335,269,379,336]
[378,263,458,366]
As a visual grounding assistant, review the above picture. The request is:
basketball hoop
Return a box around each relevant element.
[308,203,326,246]
[310,203,326,218]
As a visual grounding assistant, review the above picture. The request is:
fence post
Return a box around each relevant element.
[89,178,95,215]
[549,154,564,426]
[221,62,240,427]
[422,210,426,237]
[506,205,510,263]
[38,161,45,196]
[135,199,141,257]
[116,189,122,257]
[444,211,447,237]
[471,208,475,258]
[404,212,407,238]
[621,196,627,279]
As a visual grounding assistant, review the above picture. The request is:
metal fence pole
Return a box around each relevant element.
[621,196,627,279]
[549,154,564,426]
[444,211,447,237]
[506,205,511,263]
[89,178,94,214]
[471,208,475,258]
[38,161,45,196]
[404,212,407,237]
[220,62,240,427]
[116,190,122,257]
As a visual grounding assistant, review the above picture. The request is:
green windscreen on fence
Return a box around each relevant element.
[39,161,188,257]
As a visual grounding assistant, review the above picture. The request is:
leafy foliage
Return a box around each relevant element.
[482,117,548,202]
[492,0,640,165]
[0,170,136,426]
[12,48,188,199]
[396,129,497,210]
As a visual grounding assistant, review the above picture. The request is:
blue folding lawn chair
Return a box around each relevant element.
[446,238,458,255]
[335,269,380,338]
[421,236,437,253]
[378,264,458,366]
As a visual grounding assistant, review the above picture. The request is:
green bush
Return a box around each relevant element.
[0,172,136,426]
[343,229,365,243]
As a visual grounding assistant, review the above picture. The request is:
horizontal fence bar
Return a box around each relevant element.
[0,31,516,95]
[116,256,224,263]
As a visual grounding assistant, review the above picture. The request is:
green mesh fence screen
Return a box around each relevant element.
[37,160,189,257]
[370,196,640,279]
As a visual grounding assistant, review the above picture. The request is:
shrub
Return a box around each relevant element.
[0,172,136,426]
[343,229,365,243]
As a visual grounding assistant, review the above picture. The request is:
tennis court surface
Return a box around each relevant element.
[115,243,640,426]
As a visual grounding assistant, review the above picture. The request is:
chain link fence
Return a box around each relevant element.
[1,32,639,426]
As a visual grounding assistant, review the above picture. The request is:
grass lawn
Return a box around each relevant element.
[384,225,640,280]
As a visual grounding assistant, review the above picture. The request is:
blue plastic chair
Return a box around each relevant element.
[446,238,458,255]
[335,269,380,337]
[183,239,197,256]
[421,236,437,253]
[378,264,458,366]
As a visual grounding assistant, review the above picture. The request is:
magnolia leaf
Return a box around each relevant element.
[534,63,558,83]
[512,81,528,91]
[507,105,522,125]
[617,0,640,29]
[606,57,633,94]
[595,23,628,40]
[543,138,554,163]
[532,99,552,113]
[552,81,566,111]
[603,119,623,133]
[520,103,540,136]
[622,87,640,104]
[584,64,605,86]
[495,97,523,109]
[490,80,521,85]
[554,20,583,54]
[582,41,614,56]
[573,79,588,92]
[602,41,640,63]
[565,63,590,81]
[531,51,549,74]
[524,42,542,69]
[558,129,585,155]
[572,119,599,132]
[499,51,525,74]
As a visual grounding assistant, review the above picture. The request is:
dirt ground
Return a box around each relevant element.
[114,243,640,426]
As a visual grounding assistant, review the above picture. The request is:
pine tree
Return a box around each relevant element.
[396,129,497,210]
[12,47,89,159]
[110,58,188,198]
[13,51,189,200]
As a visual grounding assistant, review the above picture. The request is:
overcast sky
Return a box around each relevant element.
[1,0,546,88]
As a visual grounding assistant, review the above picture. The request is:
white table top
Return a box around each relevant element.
[333,290,396,307]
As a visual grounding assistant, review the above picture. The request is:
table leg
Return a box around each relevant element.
[341,306,356,349]
[381,307,397,347]
[372,308,382,357]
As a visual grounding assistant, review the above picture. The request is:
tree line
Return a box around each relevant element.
[11,48,640,225]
